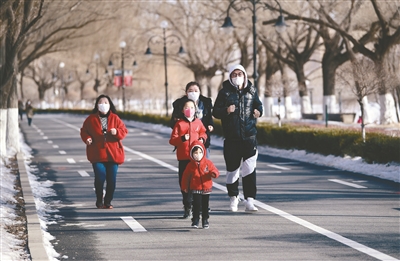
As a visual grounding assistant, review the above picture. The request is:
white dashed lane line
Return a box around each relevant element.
[78,170,90,177]
[59,150,66,155]
[329,179,367,189]
[267,164,291,170]
[121,216,147,232]
[67,158,76,164]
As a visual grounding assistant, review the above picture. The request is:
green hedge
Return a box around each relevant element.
[35,109,400,164]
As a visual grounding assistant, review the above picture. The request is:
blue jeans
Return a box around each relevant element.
[92,162,118,205]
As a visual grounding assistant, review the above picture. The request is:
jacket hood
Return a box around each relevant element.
[228,64,248,89]
[189,140,206,162]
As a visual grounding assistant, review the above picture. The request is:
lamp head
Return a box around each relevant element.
[221,16,235,34]
[178,46,186,57]
[145,47,152,56]
[274,15,287,34]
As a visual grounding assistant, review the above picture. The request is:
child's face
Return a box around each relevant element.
[183,101,196,118]
[192,149,204,161]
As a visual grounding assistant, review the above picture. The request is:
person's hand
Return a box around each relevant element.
[227,105,235,114]
[110,128,117,135]
[208,125,214,132]
[253,109,260,118]
[185,134,190,140]
[210,172,217,178]
[86,138,92,145]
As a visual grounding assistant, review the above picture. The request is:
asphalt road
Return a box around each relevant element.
[20,114,400,261]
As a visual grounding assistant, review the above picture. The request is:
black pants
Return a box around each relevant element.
[178,160,191,208]
[223,137,257,199]
[192,193,210,221]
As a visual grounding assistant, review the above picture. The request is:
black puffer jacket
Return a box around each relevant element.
[213,80,263,140]
[170,95,214,148]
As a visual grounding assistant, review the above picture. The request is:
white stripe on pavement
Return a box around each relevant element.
[78,170,90,177]
[267,164,290,170]
[59,150,66,154]
[53,145,59,148]
[67,158,76,164]
[329,179,367,189]
[257,170,282,174]
[124,146,178,172]
[121,216,147,232]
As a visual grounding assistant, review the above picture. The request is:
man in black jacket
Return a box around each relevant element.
[213,64,263,212]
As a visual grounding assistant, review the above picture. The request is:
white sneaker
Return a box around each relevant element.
[245,197,258,212]
[229,196,239,212]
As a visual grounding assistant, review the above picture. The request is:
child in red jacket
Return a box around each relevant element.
[181,140,219,229]
[169,99,207,218]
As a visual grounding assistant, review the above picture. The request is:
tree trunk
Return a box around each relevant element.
[322,49,341,114]
[379,93,398,124]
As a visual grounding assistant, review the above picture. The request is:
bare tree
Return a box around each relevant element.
[338,56,381,141]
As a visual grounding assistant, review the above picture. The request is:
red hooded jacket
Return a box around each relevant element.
[80,112,128,164]
[169,117,207,160]
[181,141,219,194]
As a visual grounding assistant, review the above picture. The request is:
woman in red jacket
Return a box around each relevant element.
[80,95,128,209]
[169,99,207,218]
[181,140,219,229]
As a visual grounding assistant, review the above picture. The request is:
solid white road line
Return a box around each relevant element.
[123,146,178,172]
[254,201,397,261]
[121,216,147,232]
[67,158,76,164]
[78,170,90,177]
[329,179,367,189]
[267,164,290,170]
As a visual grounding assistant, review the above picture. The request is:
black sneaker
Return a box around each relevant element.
[191,219,199,228]
[202,219,209,229]
[96,200,103,209]
[183,207,192,219]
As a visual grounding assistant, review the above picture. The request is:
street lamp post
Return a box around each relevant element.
[145,21,185,117]
[108,41,137,112]
[58,62,65,108]
[221,0,287,89]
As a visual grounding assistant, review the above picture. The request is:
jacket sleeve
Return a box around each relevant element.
[212,89,228,119]
[253,89,263,117]
[181,165,192,191]
[207,160,219,178]
[80,117,92,144]
[204,97,214,127]
[115,116,128,140]
[169,123,186,147]
[198,122,207,142]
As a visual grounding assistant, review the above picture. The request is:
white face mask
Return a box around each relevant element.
[232,76,244,87]
[187,91,200,102]
[192,151,204,161]
[98,103,110,114]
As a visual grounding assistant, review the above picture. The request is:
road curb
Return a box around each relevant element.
[17,152,49,261]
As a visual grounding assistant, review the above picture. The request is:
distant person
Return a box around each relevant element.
[170,81,214,157]
[169,99,207,218]
[181,141,219,229]
[213,64,263,212]
[80,95,128,209]
[25,100,34,126]
[18,100,24,120]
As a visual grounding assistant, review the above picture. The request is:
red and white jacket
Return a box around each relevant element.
[181,141,219,194]
[80,112,128,164]
[169,117,207,161]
